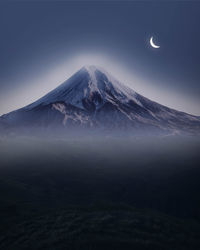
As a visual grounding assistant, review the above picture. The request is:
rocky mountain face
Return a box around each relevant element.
[1,66,200,135]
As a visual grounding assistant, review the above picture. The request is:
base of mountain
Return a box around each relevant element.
[0,136,200,249]
[1,204,200,250]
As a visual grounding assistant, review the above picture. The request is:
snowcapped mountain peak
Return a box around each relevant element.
[82,64,98,72]
[82,65,121,87]
[26,66,141,111]
[81,65,114,87]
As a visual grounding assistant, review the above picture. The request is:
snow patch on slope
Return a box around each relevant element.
[52,103,90,126]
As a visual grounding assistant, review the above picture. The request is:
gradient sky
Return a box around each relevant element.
[0,1,200,115]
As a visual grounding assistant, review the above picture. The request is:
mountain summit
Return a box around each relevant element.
[27,65,142,111]
[1,66,200,135]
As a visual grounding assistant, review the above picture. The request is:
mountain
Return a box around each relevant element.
[1,65,200,135]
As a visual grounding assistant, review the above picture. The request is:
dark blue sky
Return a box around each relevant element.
[0,1,200,115]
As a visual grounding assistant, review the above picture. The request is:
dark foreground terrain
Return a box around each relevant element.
[0,135,200,249]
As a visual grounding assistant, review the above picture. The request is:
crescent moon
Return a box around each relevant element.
[150,36,160,49]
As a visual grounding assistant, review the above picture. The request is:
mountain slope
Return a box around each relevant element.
[1,66,200,135]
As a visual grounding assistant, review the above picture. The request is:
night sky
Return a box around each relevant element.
[0,1,200,115]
